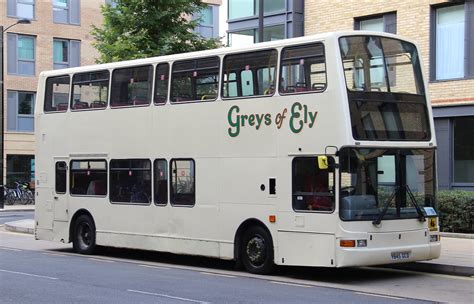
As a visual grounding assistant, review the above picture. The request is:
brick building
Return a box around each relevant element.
[304,0,474,190]
[1,0,103,186]
[1,0,222,187]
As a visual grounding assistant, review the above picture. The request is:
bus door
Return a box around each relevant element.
[53,158,69,222]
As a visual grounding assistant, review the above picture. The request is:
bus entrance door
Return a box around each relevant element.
[53,158,69,223]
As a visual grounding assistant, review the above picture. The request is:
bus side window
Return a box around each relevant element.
[70,160,107,196]
[279,43,327,95]
[170,57,220,103]
[110,159,151,204]
[170,159,195,206]
[153,159,168,205]
[154,63,170,105]
[222,49,277,99]
[45,76,71,113]
[55,161,67,194]
[71,71,109,110]
[110,65,153,108]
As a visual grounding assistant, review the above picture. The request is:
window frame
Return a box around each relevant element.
[110,64,153,108]
[109,159,152,205]
[53,38,70,67]
[279,42,327,96]
[430,2,473,82]
[170,158,196,207]
[69,159,108,197]
[55,161,67,194]
[7,0,36,20]
[354,12,397,34]
[170,56,220,104]
[44,75,71,113]
[221,48,278,100]
[7,33,36,76]
[154,63,170,105]
[291,156,336,213]
[6,90,35,132]
[153,159,168,206]
[70,70,110,111]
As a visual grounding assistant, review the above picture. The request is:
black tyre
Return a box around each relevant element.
[72,215,96,254]
[241,226,275,274]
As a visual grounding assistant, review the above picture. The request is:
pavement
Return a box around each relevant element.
[1,205,473,277]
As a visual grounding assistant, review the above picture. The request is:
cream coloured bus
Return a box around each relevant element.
[35,31,441,274]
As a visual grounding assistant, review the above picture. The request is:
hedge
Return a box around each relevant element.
[437,190,474,233]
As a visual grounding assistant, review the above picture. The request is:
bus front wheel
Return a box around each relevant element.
[72,215,96,254]
[241,226,274,274]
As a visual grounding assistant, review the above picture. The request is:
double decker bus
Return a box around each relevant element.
[35,31,440,274]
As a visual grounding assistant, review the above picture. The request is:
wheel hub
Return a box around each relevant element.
[246,236,265,266]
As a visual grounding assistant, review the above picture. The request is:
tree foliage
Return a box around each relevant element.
[91,0,221,63]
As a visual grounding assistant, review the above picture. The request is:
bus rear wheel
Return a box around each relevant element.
[241,226,274,274]
[72,215,96,254]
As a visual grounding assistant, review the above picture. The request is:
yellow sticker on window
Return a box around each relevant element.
[318,156,328,170]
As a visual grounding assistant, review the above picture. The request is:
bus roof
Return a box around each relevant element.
[39,30,411,78]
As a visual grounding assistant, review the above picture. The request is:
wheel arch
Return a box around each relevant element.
[69,209,95,243]
[233,218,274,262]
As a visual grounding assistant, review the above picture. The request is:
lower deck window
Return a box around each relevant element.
[70,160,107,196]
[110,159,151,204]
[292,157,335,212]
[170,159,195,206]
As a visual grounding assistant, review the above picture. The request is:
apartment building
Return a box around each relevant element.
[1,0,222,186]
[1,0,103,186]
[304,0,473,190]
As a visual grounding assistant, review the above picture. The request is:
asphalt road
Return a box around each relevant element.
[0,228,472,303]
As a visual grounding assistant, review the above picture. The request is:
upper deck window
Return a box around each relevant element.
[154,63,169,104]
[71,71,109,110]
[170,57,220,103]
[340,36,424,95]
[44,75,70,112]
[110,65,153,107]
[279,43,326,94]
[222,49,277,98]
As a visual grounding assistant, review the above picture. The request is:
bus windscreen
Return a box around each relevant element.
[339,36,430,141]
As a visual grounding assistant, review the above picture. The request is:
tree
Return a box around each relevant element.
[91,0,221,63]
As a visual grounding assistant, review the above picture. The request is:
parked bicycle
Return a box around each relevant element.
[4,181,35,205]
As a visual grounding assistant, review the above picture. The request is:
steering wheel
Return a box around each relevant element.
[340,186,356,193]
[312,83,326,90]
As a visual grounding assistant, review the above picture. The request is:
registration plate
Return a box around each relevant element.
[391,251,410,260]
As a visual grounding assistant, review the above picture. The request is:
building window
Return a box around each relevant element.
[71,71,109,110]
[354,12,397,34]
[194,5,219,39]
[110,65,153,107]
[433,4,465,80]
[453,116,474,184]
[53,0,80,25]
[7,33,35,76]
[70,160,107,196]
[53,39,80,69]
[228,0,285,20]
[170,159,195,206]
[110,159,151,204]
[228,24,285,46]
[7,0,35,19]
[6,91,35,132]
[7,155,35,186]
